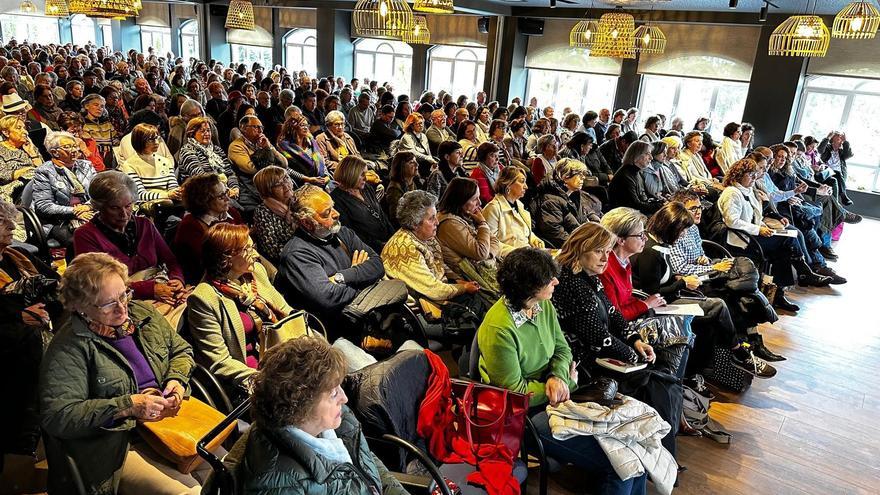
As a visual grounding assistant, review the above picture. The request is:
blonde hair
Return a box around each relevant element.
[60,253,129,311]
[556,222,616,273]
[254,166,289,199]
[553,158,588,181]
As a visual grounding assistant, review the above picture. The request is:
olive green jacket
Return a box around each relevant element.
[39,302,194,494]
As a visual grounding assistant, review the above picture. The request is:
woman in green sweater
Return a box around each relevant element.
[478,247,647,495]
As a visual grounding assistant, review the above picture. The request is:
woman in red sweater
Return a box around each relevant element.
[597,207,667,320]
[470,141,503,204]
[173,173,243,284]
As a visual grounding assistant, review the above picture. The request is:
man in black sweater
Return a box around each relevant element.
[275,185,385,337]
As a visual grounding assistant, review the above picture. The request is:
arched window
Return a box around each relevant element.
[284,28,317,76]
[354,38,413,95]
[427,44,486,100]
[70,14,95,47]
[180,19,200,62]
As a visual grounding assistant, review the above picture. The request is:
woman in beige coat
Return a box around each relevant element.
[436,177,500,277]
[484,167,545,257]
[186,223,293,403]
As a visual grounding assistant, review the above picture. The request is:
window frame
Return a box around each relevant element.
[637,73,749,141]
[427,44,487,98]
[0,14,61,45]
[179,19,200,62]
[794,74,880,192]
[70,14,96,48]
[229,43,273,71]
[140,25,172,56]
[353,38,413,93]
[524,68,618,116]
[283,28,317,76]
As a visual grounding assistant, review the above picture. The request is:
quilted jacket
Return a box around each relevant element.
[547,395,676,495]
[237,406,407,495]
[39,301,194,494]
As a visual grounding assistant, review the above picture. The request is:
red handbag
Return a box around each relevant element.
[450,379,530,459]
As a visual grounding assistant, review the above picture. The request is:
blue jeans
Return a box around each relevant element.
[529,410,648,495]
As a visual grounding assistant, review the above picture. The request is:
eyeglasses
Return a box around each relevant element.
[211,188,230,200]
[58,144,79,151]
[146,135,160,142]
[625,231,648,240]
[247,124,264,131]
[93,288,133,313]
[686,205,702,213]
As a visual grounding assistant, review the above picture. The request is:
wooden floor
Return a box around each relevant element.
[530,218,880,495]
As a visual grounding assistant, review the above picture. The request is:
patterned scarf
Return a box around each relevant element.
[189,137,226,173]
[278,137,326,177]
[211,273,286,331]
[0,248,39,291]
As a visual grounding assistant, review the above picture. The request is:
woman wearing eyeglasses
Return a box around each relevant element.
[31,131,97,249]
[177,117,240,200]
[278,113,330,184]
[252,166,298,266]
[119,123,181,206]
[173,174,244,284]
[187,223,293,405]
[40,252,202,494]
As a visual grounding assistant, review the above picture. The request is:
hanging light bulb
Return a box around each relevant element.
[20,0,37,13]
[380,0,388,17]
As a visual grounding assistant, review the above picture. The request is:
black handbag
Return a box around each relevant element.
[723,256,760,293]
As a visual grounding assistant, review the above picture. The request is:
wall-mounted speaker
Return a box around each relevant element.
[478,16,490,34]
[518,17,544,36]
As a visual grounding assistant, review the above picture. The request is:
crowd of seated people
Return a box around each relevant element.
[0,38,868,494]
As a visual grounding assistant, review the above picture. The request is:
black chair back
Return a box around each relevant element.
[198,398,252,495]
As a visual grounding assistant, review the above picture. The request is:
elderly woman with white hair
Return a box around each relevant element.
[0,116,38,203]
[656,135,691,196]
[382,189,481,307]
[531,158,603,248]
[32,131,97,248]
[81,93,118,166]
[316,110,362,173]
[530,133,560,184]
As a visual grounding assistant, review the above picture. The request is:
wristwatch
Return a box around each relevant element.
[333,273,346,285]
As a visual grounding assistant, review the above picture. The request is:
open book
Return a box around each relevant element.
[595,358,648,374]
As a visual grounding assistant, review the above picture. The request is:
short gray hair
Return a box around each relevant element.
[81,94,105,107]
[284,105,302,121]
[44,131,77,151]
[325,110,345,125]
[279,89,294,101]
[179,98,204,119]
[397,190,437,230]
[600,207,646,238]
[536,134,557,154]
[89,170,138,211]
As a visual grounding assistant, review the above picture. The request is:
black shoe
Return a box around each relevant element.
[842,197,854,206]
[749,335,787,362]
[685,374,715,401]
[731,344,777,379]
[814,266,847,284]
[798,272,832,287]
[818,246,838,261]
[843,212,862,224]
[773,292,800,312]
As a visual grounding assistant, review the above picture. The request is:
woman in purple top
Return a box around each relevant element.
[39,252,201,493]
[73,170,189,327]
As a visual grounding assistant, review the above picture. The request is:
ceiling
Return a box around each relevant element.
[482,0,862,15]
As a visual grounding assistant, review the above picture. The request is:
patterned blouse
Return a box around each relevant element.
[552,266,640,365]
[252,203,297,265]
[0,145,35,203]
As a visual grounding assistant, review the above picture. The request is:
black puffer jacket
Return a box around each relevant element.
[530,178,603,248]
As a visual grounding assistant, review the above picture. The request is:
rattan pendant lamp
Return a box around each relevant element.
[19,0,37,14]
[413,0,453,15]
[570,3,599,49]
[633,24,666,54]
[353,0,414,39]
[769,15,830,57]
[402,15,431,44]
[591,10,636,59]
[45,0,70,17]
[833,1,880,39]
[226,0,256,30]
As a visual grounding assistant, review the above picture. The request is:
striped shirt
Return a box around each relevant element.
[119,153,179,202]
